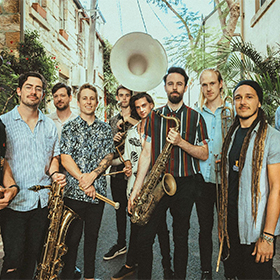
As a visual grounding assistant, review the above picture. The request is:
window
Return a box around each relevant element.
[252,0,275,27]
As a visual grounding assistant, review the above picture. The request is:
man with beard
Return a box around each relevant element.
[103,85,134,261]
[49,83,77,139]
[218,80,280,280]
[0,72,66,279]
[48,84,81,278]
[128,67,209,279]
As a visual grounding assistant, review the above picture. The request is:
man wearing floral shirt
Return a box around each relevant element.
[60,83,115,280]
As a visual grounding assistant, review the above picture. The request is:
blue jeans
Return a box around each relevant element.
[0,206,48,279]
[136,176,198,280]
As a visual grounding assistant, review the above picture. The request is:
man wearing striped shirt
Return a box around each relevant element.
[128,67,209,279]
[0,72,66,279]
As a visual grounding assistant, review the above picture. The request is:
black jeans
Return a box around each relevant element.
[0,206,49,279]
[223,216,274,279]
[137,176,197,280]
[126,212,172,270]
[195,181,217,272]
[110,176,127,247]
[60,198,104,279]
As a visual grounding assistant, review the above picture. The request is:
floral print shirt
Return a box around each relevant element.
[60,116,115,204]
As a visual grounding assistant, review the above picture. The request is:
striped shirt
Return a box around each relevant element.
[145,104,209,177]
[0,106,60,211]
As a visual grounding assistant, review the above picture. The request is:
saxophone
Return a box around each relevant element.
[131,112,180,226]
[29,182,79,280]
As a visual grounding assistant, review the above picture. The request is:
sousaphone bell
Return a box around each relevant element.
[110,32,168,92]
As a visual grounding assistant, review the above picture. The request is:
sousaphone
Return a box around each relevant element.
[110,32,168,92]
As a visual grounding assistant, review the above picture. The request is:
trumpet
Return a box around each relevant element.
[30,185,120,210]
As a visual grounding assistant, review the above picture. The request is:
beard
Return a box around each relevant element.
[55,103,69,111]
[238,107,259,120]
[168,91,183,104]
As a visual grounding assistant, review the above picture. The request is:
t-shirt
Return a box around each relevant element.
[228,127,249,220]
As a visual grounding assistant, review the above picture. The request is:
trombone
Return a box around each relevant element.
[216,95,234,271]
[221,96,234,141]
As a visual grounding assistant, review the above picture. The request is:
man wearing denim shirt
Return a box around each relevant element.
[219,80,280,280]
[195,69,229,280]
[0,72,66,279]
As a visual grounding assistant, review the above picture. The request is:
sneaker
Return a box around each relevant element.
[201,271,212,280]
[111,265,136,280]
[103,244,127,260]
[164,268,174,280]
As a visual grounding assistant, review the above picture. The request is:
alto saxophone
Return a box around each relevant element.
[131,111,180,226]
[29,182,79,280]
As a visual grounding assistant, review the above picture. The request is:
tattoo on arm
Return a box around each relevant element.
[93,153,114,176]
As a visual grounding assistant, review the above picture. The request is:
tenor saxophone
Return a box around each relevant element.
[131,111,180,226]
[29,182,79,280]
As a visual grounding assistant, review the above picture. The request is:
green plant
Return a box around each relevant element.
[0,30,59,113]
[221,38,280,125]
[103,39,118,119]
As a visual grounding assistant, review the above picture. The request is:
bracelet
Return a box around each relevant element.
[49,171,58,179]
[261,233,274,245]
[263,231,274,237]
[9,184,20,194]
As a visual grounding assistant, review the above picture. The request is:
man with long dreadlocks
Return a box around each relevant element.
[219,80,280,280]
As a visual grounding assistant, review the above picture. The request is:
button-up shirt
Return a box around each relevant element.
[275,106,280,131]
[0,106,60,211]
[196,104,225,184]
[145,104,209,177]
[226,124,280,244]
[60,116,115,204]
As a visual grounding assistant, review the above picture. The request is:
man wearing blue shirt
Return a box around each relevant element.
[0,72,66,279]
[219,80,280,279]
[195,68,228,280]
[275,106,280,131]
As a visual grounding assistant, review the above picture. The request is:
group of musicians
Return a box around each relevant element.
[0,66,280,280]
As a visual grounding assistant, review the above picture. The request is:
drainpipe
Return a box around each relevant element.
[20,0,25,41]
[240,0,244,40]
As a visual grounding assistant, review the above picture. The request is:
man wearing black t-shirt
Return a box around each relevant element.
[219,80,280,280]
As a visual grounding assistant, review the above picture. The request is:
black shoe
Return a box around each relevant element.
[111,265,136,280]
[103,244,127,260]
[164,268,174,280]
[74,266,82,279]
[201,271,212,280]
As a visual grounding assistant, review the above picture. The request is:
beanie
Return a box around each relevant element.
[233,80,263,104]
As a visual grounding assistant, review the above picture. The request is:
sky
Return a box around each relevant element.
[98,0,214,45]
[96,0,215,106]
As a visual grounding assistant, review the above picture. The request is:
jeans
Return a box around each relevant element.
[137,176,197,280]
[195,181,217,272]
[110,176,127,246]
[223,216,274,279]
[0,206,49,279]
[126,212,172,270]
[60,198,104,279]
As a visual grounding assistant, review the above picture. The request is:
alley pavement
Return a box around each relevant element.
[1,183,280,279]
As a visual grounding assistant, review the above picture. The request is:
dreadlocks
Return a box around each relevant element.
[219,108,268,242]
